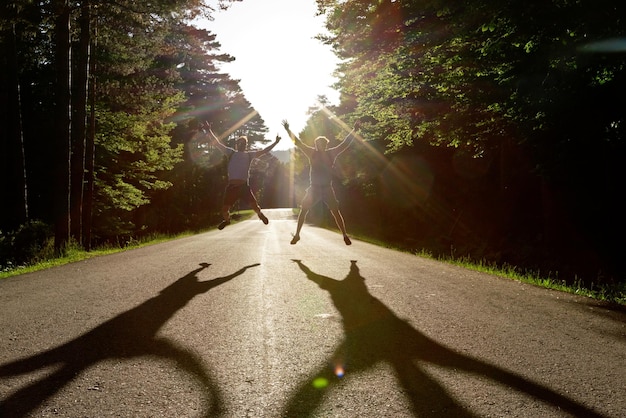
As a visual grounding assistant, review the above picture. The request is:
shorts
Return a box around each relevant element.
[222,183,260,210]
[300,184,339,210]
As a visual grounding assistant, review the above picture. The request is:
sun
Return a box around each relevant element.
[201,0,340,150]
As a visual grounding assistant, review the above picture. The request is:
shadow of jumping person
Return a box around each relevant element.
[285,260,604,417]
[0,262,260,418]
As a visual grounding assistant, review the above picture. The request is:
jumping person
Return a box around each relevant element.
[202,123,281,230]
[282,119,360,245]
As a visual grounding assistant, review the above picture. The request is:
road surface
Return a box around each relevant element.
[1,209,625,417]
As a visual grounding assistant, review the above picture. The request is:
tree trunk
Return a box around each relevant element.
[83,16,97,251]
[0,19,29,231]
[71,1,91,245]
[53,0,72,255]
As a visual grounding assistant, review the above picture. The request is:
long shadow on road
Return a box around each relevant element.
[0,262,260,418]
[285,259,604,417]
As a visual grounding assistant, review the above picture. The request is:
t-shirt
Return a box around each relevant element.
[299,135,354,186]
[309,150,336,186]
[226,150,254,181]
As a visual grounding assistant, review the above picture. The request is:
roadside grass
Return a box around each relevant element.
[343,230,626,306]
[2,211,624,306]
[436,254,626,306]
[0,232,195,280]
[0,211,254,280]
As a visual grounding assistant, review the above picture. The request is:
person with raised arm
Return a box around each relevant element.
[282,119,360,245]
[202,123,281,230]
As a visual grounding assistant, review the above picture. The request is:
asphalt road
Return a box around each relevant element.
[1,208,625,417]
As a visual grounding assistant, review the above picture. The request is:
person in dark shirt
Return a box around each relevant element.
[203,123,281,229]
[282,119,360,245]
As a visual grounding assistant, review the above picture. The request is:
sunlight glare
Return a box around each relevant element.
[202,0,340,149]
[214,109,259,141]
[578,37,626,53]
[188,109,260,169]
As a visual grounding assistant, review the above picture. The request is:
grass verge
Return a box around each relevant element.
[0,212,253,280]
[346,231,625,306]
[438,254,626,306]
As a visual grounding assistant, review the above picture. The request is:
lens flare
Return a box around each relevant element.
[315,101,388,172]
[334,364,345,378]
[185,109,260,169]
[312,377,328,389]
[579,38,626,53]
[213,109,259,141]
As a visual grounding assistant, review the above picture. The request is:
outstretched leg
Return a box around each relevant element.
[292,189,315,244]
[221,205,230,222]
[218,204,231,229]
[244,185,268,224]
[218,184,238,229]
[330,208,351,245]
[255,207,268,224]
[291,209,308,244]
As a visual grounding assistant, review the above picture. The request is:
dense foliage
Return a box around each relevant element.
[0,0,277,255]
[304,0,625,284]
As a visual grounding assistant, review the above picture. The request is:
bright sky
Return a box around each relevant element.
[199,0,340,150]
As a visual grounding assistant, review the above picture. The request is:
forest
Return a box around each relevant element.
[1,0,624,289]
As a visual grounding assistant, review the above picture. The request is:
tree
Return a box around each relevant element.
[70,0,92,244]
[70,0,248,242]
[1,0,256,263]
[315,0,626,282]
[0,2,29,231]
[52,0,71,255]
[145,22,269,232]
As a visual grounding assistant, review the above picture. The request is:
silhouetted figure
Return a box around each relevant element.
[202,123,280,230]
[282,120,360,245]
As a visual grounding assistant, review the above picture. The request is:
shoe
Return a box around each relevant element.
[218,220,230,230]
[290,235,300,245]
[343,235,352,245]
[258,212,269,225]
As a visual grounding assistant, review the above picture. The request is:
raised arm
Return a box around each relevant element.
[255,133,282,157]
[282,120,305,149]
[201,121,231,155]
[330,119,361,155]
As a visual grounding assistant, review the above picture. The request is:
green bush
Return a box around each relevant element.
[0,220,53,269]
